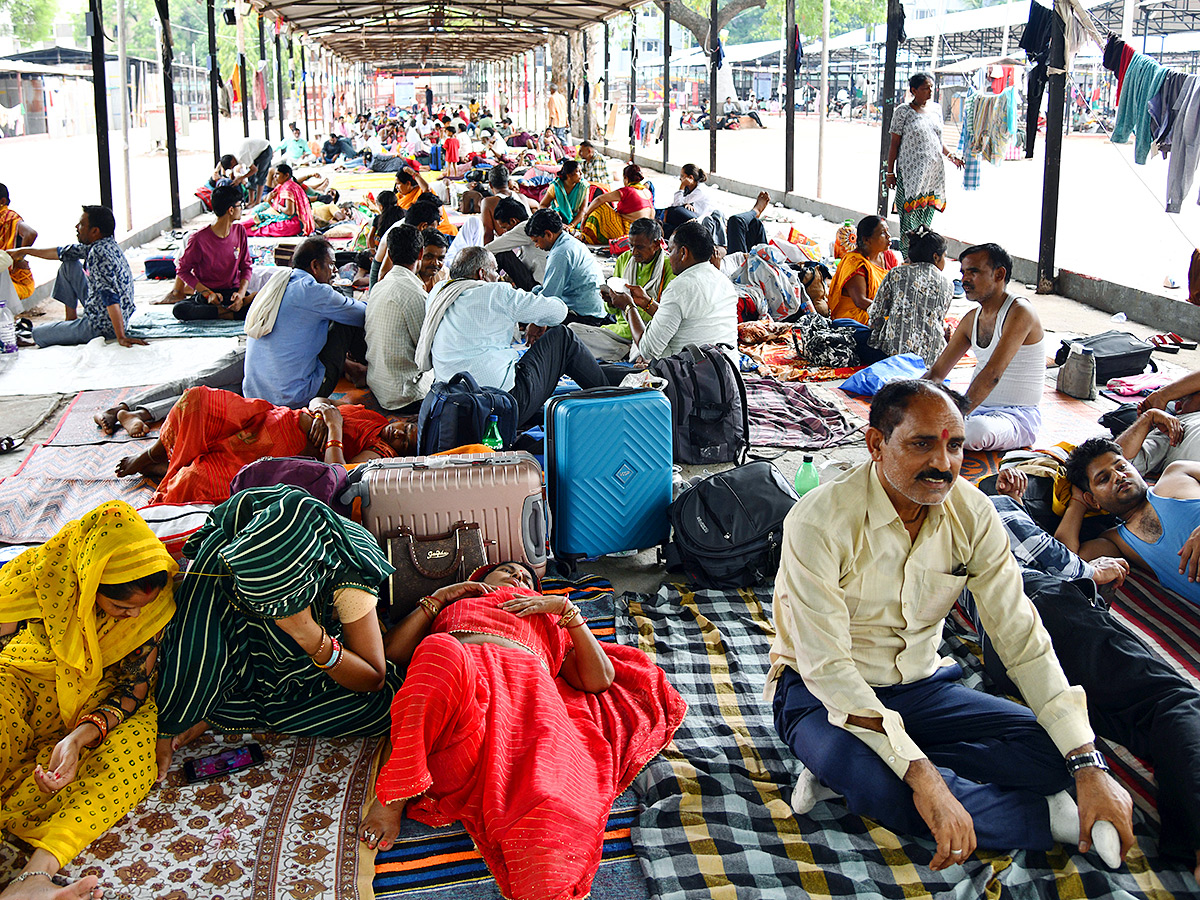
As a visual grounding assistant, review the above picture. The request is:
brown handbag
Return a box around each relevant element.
[381,521,488,624]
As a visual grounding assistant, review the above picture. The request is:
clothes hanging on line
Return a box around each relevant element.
[1147,70,1191,158]
[1111,52,1168,165]
[958,94,981,191]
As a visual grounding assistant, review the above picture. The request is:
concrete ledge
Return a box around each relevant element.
[599,143,1200,340]
[19,200,206,314]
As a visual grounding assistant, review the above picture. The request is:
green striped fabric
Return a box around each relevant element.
[156,486,400,737]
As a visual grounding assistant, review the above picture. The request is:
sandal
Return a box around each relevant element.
[0,436,25,453]
[1169,332,1198,350]
[1149,334,1180,353]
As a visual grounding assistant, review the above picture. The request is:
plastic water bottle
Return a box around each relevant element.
[794,455,820,496]
[481,414,504,450]
[0,297,17,357]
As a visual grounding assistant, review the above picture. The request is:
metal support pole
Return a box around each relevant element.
[708,0,717,174]
[237,3,249,136]
[154,0,182,228]
[784,0,795,193]
[1036,9,1067,292]
[88,0,113,210]
[567,35,573,130]
[663,1,671,169]
[259,16,269,138]
[301,44,309,140]
[275,27,284,138]
[583,31,591,140]
[876,0,901,216]
[604,22,610,142]
[206,0,219,163]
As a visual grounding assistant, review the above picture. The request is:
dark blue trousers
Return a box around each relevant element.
[773,663,1071,849]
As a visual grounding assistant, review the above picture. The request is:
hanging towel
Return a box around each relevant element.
[1166,76,1200,213]
[1112,53,1168,165]
[958,94,980,191]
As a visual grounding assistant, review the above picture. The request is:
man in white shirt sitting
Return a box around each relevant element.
[417,246,616,428]
[485,198,544,291]
[769,379,1133,871]
[366,225,431,413]
[606,220,736,362]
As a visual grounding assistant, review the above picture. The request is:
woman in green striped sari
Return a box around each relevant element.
[153,485,398,779]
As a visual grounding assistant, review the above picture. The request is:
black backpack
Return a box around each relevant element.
[649,344,749,465]
[417,371,519,455]
[665,461,799,589]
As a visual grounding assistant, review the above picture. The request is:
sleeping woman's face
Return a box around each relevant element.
[482,562,535,591]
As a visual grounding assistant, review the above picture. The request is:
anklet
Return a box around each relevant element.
[9,871,54,885]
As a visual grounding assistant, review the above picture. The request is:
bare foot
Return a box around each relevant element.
[0,872,101,900]
[359,797,404,852]
[155,720,209,783]
[115,408,152,438]
[343,358,369,389]
[752,190,771,217]
[92,404,125,435]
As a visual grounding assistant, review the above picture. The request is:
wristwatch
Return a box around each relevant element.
[1066,750,1110,776]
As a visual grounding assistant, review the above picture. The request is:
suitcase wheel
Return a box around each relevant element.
[552,557,579,580]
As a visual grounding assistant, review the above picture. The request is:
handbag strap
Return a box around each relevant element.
[395,523,474,580]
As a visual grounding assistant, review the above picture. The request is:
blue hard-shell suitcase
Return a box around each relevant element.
[544,386,673,575]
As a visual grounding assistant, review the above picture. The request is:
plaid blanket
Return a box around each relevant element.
[620,582,1198,899]
[743,378,864,450]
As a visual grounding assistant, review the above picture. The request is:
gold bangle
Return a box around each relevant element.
[309,629,330,659]
[417,596,440,619]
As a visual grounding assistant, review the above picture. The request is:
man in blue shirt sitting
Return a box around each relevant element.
[418,245,616,428]
[11,204,146,349]
[525,209,607,325]
[243,236,367,407]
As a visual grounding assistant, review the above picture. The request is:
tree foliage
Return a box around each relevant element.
[3,0,58,45]
[654,0,886,45]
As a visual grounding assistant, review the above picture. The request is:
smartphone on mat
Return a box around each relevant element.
[182,744,264,783]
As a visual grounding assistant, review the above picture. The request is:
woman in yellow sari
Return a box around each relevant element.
[0,183,37,300]
[0,501,176,899]
[826,215,899,325]
[576,164,654,245]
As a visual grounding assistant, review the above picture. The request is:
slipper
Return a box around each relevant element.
[1149,334,1180,353]
[0,436,24,453]
[1169,332,1198,350]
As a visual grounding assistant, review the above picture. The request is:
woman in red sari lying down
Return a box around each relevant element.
[113,385,415,506]
[362,561,686,900]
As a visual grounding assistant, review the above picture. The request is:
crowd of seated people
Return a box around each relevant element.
[13,94,1200,900]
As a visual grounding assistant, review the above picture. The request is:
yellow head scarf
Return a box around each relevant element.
[0,501,177,725]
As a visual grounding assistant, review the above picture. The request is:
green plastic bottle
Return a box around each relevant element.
[481,414,504,450]
[794,455,820,496]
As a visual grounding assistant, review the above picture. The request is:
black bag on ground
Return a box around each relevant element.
[648,344,749,465]
[665,461,799,589]
[1054,331,1157,382]
[417,371,519,455]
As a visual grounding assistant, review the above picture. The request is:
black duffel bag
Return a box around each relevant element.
[665,461,799,589]
[1054,330,1157,383]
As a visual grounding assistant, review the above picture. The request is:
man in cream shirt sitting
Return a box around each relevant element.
[767,379,1134,873]
[605,220,736,362]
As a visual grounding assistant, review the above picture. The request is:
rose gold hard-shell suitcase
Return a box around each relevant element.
[339,452,548,576]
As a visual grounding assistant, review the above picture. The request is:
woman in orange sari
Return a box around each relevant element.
[826,215,900,325]
[576,164,654,244]
[360,561,686,900]
[0,183,37,300]
[112,386,414,506]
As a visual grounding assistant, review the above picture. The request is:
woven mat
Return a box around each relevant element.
[0,443,153,544]
[45,388,161,446]
[372,576,650,900]
[743,379,864,450]
[62,731,378,900]
[619,582,1196,900]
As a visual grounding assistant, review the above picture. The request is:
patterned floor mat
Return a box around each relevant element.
[61,731,377,900]
[0,443,153,543]
[45,388,161,446]
[619,581,1198,900]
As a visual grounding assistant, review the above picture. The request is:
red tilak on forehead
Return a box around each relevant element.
[941,428,949,440]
